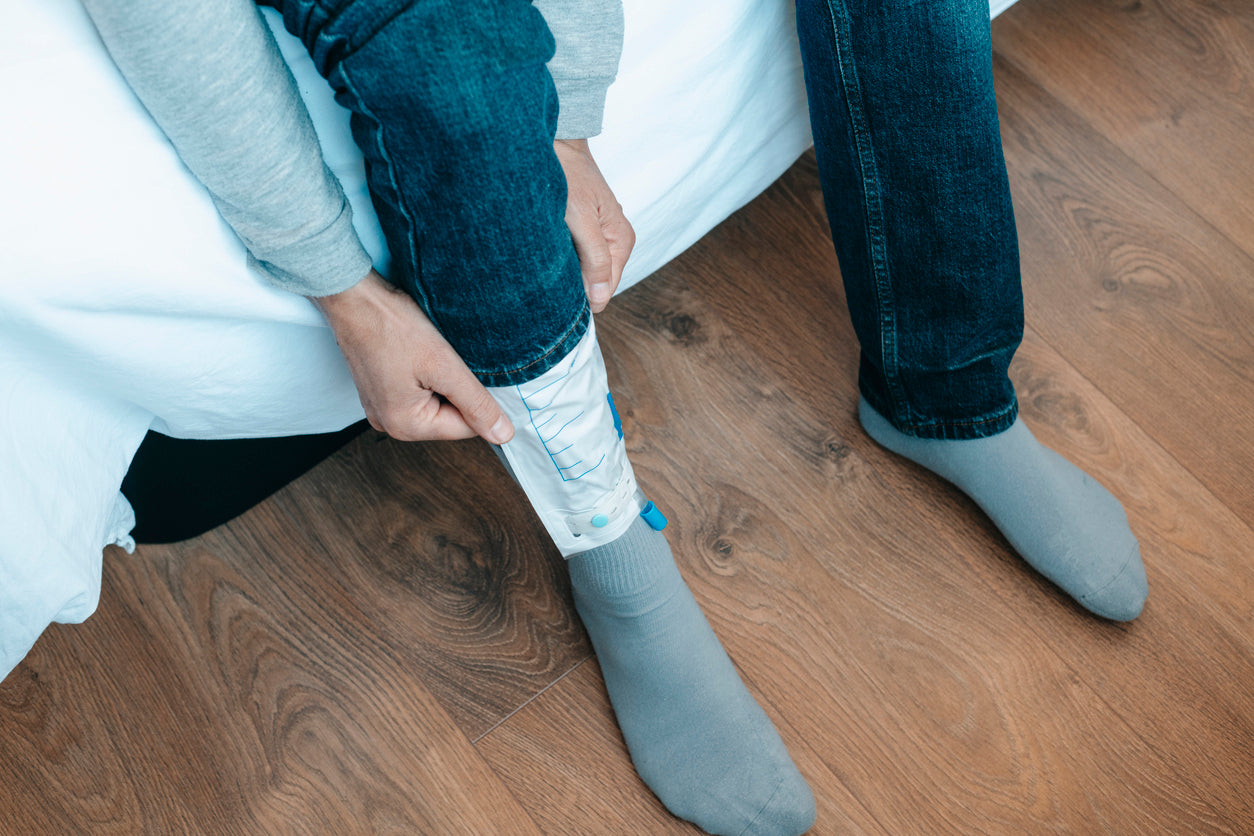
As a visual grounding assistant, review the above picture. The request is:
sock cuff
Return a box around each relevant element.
[568,518,674,599]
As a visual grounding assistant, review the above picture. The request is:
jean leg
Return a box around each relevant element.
[262,0,588,387]
[796,0,1023,440]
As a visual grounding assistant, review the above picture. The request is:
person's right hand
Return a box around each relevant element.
[313,271,514,444]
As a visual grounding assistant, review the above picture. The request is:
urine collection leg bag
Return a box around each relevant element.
[488,319,666,557]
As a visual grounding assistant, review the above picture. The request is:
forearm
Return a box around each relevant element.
[81,0,372,296]
[534,0,624,138]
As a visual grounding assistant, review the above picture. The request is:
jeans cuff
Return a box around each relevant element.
[469,300,591,388]
[860,386,1019,441]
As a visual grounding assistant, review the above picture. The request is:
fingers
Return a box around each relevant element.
[370,390,511,445]
[570,211,616,312]
[554,138,633,314]
[604,211,635,292]
[408,400,482,443]
[319,275,514,445]
[378,351,513,444]
[367,396,475,443]
[430,358,515,444]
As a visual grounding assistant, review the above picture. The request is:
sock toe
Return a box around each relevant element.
[740,768,817,836]
[858,396,1149,622]
[1079,543,1148,622]
[572,519,813,835]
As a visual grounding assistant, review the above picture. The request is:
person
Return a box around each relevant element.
[80,1,816,835]
[81,0,1149,831]
[791,0,1147,622]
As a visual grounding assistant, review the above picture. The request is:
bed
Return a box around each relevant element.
[0,0,1011,678]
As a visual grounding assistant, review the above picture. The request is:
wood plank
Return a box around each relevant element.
[1001,333,1254,825]
[477,660,884,836]
[0,466,546,835]
[652,84,1254,828]
[989,45,1254,527]
[266,434,593,739]
[484,272,1240,832]
[993,0,1254,249]
[676,174,1254,825]
[477,659,710,836]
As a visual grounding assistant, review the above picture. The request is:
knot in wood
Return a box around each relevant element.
[665,312,702,345]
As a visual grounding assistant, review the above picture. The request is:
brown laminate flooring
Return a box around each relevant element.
[4,0,1253,832]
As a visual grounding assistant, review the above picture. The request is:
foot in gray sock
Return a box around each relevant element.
[569,517,816,836]
[859,398,1147,620]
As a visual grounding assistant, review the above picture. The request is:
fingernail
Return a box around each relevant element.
[487,415,514,445]
[592,284,611,305]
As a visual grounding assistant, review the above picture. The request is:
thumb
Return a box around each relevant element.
[436,362,514,445]
[570,214,615,311]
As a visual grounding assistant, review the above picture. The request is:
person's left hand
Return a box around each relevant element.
[554,138,635,313]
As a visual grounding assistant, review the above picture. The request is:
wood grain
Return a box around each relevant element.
[477,659,886,836]
[591,272,1243,833]
[0,435,573,834]
[674,156,1254,830]
[264,435,592,739]
[994,0,1254,248]
[991,47,1254,528]
[4,0,1254,832]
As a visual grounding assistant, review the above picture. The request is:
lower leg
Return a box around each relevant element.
[490,321,814,835]
[570,520,815,835]
[273,2,813,828]
[796,0,1146,617]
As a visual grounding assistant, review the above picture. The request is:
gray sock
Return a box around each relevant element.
[569,517,816,836]
[859,397,1147,621]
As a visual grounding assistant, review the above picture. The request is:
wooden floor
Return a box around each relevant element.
[5,0,1253,832]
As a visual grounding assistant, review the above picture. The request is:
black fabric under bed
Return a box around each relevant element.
[121,422,368,544]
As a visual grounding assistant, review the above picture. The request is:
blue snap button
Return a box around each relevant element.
[591,514,610,528]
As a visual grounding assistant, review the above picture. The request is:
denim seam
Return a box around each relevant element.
[825,0,910,424]
[472,298,590,383]
[305,0,402,60]
[339,63,432,320]
[892,397,1018,439]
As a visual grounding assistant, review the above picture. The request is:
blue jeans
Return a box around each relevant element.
[262,0,589,387]
[797,0,1024,440]
[268,0,1022,437]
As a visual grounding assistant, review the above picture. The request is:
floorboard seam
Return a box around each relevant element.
[471,655,593,745]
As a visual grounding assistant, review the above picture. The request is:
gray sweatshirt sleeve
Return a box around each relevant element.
[535,0,625,139]
[81,0,373,297]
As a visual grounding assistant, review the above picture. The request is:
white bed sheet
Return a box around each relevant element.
[0,0,813,677]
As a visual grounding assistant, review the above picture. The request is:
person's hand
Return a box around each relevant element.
[553,138,635,313]
[313,271,514,444]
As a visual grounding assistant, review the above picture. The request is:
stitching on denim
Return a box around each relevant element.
[339,65,431,319]
[900,399,1018,434]
[471,298,590,381]
[824,0,909,421]
[306,0,405,61]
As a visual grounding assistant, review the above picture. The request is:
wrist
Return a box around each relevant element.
[312,269,389,319]
[555,138,592,157]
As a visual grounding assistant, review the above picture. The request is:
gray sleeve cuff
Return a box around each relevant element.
[535,0,624,139]
[552,77,613,139]
[248,196,374,297]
